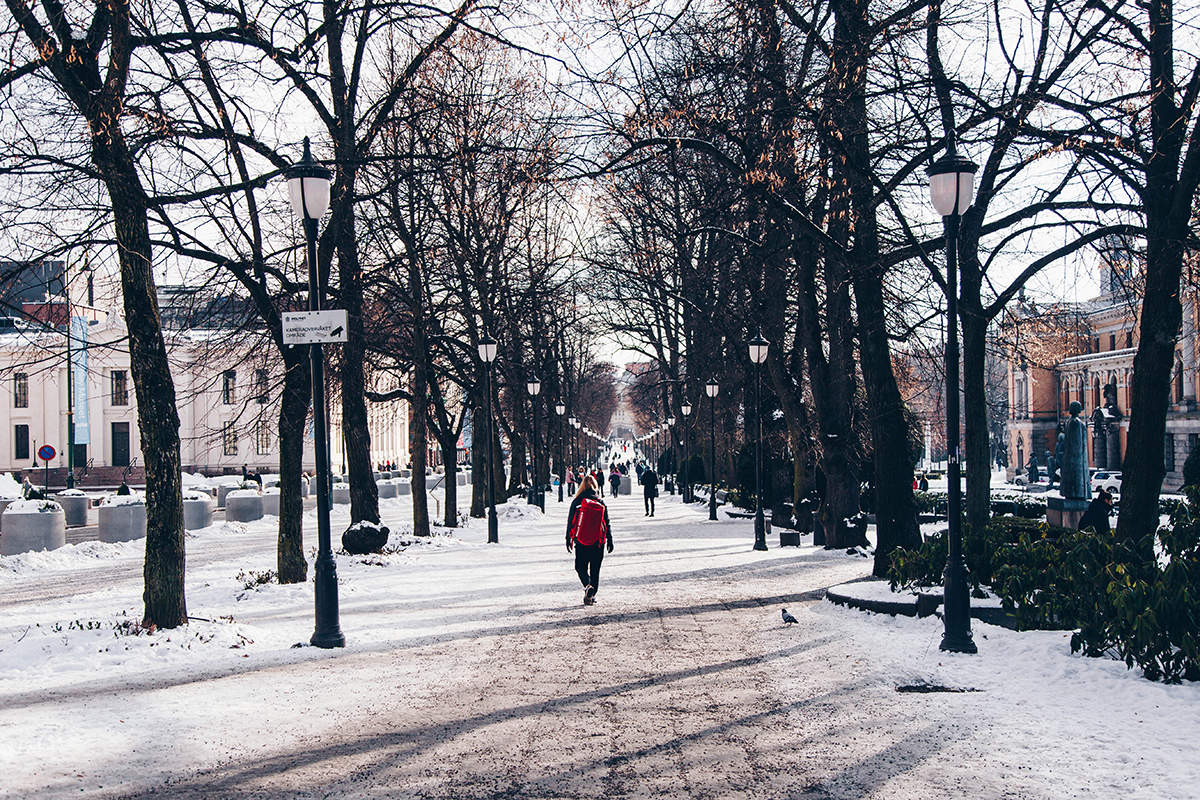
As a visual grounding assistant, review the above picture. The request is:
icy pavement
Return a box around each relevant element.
[0,490,1196,799]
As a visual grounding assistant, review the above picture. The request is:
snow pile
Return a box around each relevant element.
[0,473,24,499]
[2,499,63,515]
[99,493,145,507]
[0,540,138,578]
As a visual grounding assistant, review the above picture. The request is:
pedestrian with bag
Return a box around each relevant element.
[640,465,659,516]
[566,475,613,605]
[608,466,622,497]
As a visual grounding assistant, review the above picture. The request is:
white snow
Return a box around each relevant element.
[0,488,1196,798]
[1,499,63,515]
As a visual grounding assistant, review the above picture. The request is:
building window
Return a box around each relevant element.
[1174,360,1185,403]
[15,424,29,460]
[111,370,128,406]
[13,373,28,408]
[256,421,271,455]
[255,369,269,404]
[1165,433,1176,472]
[1109,333,1116,351]
[223,422,238,456]
[1126,330,1133,348]
[222,371,236,405]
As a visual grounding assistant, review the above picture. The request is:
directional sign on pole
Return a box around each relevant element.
[282,310,349,345]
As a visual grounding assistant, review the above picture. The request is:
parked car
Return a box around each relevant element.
[1091,470,1122,493]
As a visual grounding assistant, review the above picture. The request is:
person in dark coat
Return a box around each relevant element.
[609,467,621,497]
[640,466,659,516]
[1077,488,1113,534]
[566,475,614,605]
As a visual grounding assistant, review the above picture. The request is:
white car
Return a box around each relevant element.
[1091,471,1122,493]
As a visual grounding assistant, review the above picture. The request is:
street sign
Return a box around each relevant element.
[37,444,56,462]
[282,310,349,345]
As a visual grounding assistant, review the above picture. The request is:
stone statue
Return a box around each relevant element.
[1104,382,1121,416]
[1091,406,1108,467]
[1062,401,1091,499]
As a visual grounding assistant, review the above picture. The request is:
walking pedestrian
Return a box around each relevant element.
[640,465,659,516]
[609,466,621,497]
[566,475,613,605]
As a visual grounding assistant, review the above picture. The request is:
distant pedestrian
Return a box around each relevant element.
[567,469,577,496]
[609,467,621,497]
[1077,488,1113,535]
[592,469,605,497]
[566,475,613,606]
[640,466,659,516]
[918,474,929,492]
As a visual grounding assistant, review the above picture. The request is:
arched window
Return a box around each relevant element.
[1093,377,1102,409]
[1174,359,1185,404]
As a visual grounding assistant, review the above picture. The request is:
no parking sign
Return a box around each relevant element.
[37,444,56,462]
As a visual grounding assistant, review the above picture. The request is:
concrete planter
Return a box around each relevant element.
[456,473,468,486]
[262,490,280,517]
[183,495,214,531]
[332,485,351,505]
[0,498,11,532]
[225,491,264,522]
[377,481,398,499]
[300,477,310,498]
[98,501,147,543]
[216,484,236,508]
[397,481,412,496]
[1,501,67,555]
[56,493,90,527]
[400,469,411,479]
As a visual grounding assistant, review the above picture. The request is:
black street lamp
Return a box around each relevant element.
[555,401,566,502]
[573,419,581,472]
[681,400,692,502]
[286,137,344,648]
[479,332,499,543]
[706,379,718,520]
[928,133,978,654]
[749,328,769,552]
[527,375,542,510]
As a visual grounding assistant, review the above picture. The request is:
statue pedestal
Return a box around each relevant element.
[1047,496,1089,530]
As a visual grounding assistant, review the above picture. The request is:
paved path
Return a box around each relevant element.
[4,491,1044,799]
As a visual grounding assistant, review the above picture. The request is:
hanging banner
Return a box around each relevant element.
[71,316,90,445]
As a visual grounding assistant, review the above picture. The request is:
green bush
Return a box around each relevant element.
[887,516,1070,592]
[1182,445,1200,489]
[990,493,1200,683]
[912,490,945,515]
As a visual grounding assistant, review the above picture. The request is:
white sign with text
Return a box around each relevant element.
[282,310,349,345]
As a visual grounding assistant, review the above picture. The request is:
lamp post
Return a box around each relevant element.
[555,401,566,501]
[568,416,577,474]
[928,133,978,654]
[479,332,499,543]
[573,419,581,473]
[527,375,542,509]
[749,329,769,551]
[706,379,719,520]
[286,137,344,649]
[681,401,692,502]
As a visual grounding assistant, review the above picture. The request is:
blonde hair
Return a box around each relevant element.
[576,474,599,498]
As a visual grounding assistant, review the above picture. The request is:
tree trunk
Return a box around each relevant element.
[277,347,310,583]
[411,349,430,537]
[471,402,486,518]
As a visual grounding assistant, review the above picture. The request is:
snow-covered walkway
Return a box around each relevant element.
[1,490,1196,798]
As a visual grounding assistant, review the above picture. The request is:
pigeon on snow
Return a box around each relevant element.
[781,608,798,624]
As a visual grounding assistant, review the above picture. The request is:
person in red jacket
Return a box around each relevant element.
[566,475,614,605]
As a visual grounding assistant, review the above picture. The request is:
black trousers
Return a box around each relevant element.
[644,491,656,515]
[574,543,605,591]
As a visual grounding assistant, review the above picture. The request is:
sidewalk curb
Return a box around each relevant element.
[825,581,1019,628]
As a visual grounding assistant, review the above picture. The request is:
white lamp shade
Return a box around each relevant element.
[748,330,769,364]
[284,138,332,221]
[705,380,718,398]
[555,403,565,415]
[681,403,692,416]
[527,377,541,396]
[288,175,331,221]
[667,417,676,426]
[478,334,498,363]
[929,171,975,217]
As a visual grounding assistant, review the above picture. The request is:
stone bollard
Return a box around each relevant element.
[262,488,280,517]
[56,491,91,528]
[182,492,214,531]
[397,481,412,496]
[377,480,398,499]
[0,498,11,532]
[332,484,351,504]
[457,473,468,486]
[98,496,147,543]
[1,499,67,555]
[225,490,264,522]
[300,476,310,498]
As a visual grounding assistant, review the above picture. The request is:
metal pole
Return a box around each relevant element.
[306,212,345,649]
[753,361,767,551]
[486,365,498,544]
[941,208,975,653]
[558,413,564,502]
